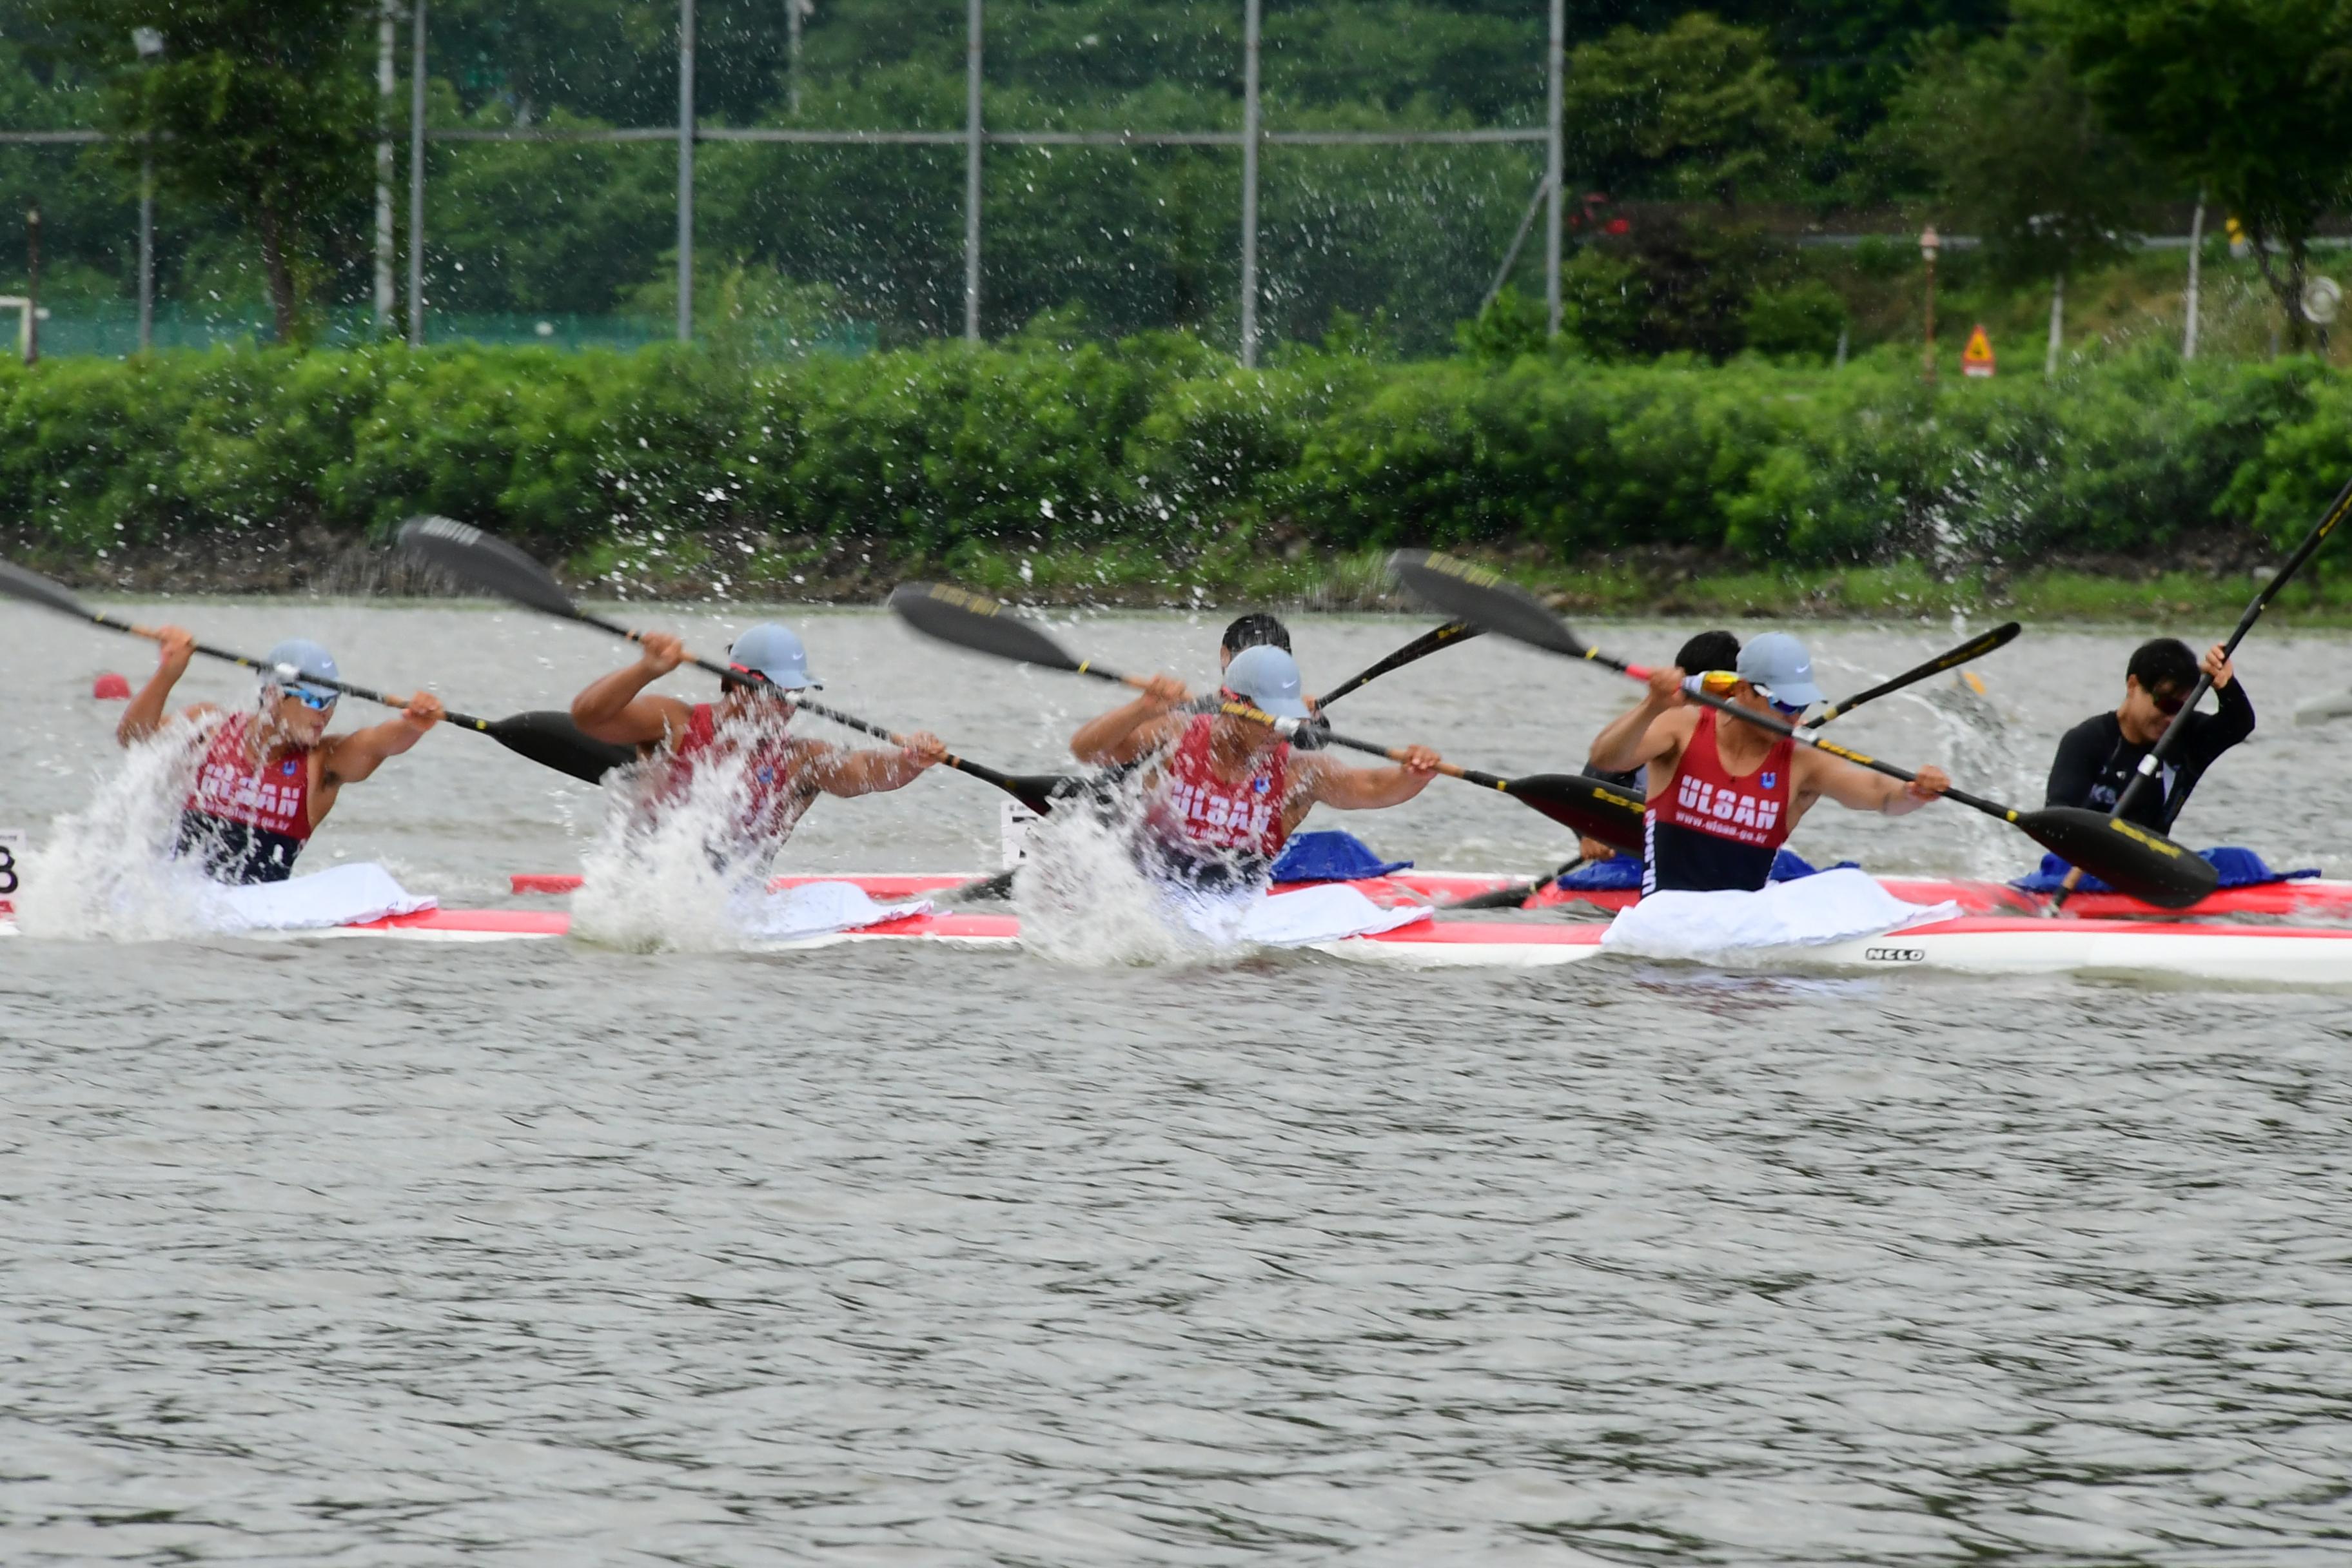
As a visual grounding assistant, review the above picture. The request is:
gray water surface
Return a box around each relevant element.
[5,605,2350,1563]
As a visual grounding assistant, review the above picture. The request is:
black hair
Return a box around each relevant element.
[1220,612,1291,656]
[2127,637,2198,695]
[1674,629,1740,674]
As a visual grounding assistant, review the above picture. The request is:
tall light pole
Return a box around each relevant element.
[133,26,162,352]
[676,0,696,342]
[407,0,426,345]
[1919,224,1940,385]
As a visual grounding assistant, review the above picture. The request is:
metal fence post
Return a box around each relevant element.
[376,1,397,326]
[964,0,982,342]
[136,150,152,351]
[407,0,426,346]
[2184,189,2206,361]
[1240,0,1260,367]
[1545,0,1562,337]
[677,0,696,342]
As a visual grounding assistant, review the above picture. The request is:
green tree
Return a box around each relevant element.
[1563,14,1826,205]
[1889,30,2152,370]
[22,0,375,340]
[2046,0,2352,348]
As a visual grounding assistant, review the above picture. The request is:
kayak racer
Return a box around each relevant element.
[2044,638,2251,832]
[1589,631,1950,894]
[118,628,444,885]
[1576,628,1742,875]
[1068,643,1439,893]
[569,621,946,871]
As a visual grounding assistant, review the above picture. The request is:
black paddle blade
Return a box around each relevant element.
[1003,773,1079,816]
[887,582,1083,673]
[398,516,580,618]
[1389,551,1592,660]
[480,710,638,784]
[0,557,94,620]
[1499,772,1647,855]
[2017,807,2220,910]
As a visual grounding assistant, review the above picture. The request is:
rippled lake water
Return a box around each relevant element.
[5,602,2351,1563]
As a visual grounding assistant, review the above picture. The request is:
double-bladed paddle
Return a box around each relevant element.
[1315,620,1482,708]
[1389,549,2219,910]
[0,556,632,785]
[395,516,1070,816]
[886,580,1647,845]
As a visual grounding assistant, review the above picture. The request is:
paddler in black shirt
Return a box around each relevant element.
[2044,638,2251,831]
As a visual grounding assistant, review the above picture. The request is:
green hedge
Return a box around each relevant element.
[0,335,2338,573]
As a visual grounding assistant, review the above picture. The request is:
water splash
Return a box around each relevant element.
[569,709,816,952]
[18,716,215,941]
[1012,787,1226,968]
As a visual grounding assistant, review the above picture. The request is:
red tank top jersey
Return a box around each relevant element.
[185,713,316,843]
[1643,708,1796,894]
[1153,712,1292,859]
[1654,708,1795,847]
[667,702,809,841]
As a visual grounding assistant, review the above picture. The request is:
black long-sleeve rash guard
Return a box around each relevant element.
[2043,677,2255,832]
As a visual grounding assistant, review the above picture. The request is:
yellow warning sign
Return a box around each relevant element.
[1962,324,1995,378]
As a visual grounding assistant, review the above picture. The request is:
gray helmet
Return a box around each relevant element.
[261,638,340,704]
[1220,643,1310,721]
[726,622,821,689]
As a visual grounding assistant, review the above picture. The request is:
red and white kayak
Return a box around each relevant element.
[23,901,2345,982]
[13,890,2352,979]
[510,869,2352,922]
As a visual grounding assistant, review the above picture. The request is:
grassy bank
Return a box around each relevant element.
[8,335,2351,624]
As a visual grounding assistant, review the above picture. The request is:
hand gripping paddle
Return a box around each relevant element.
[887,580,1649,846]
[0,556,632,785]
[1389,549,2219,910]
[396,517,1070,816]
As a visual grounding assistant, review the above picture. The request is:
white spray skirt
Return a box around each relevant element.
[1601,867,1961,960]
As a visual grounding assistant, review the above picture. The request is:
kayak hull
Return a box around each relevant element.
[17,901,2352,982]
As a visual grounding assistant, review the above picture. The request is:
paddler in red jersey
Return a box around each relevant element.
[117,630,445,884]
[569,621,946,869]
[1068,643,1440,890]
[1588,631,1950,894]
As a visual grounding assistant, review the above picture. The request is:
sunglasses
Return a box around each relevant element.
[2151,689,2187,717]
[280,687,337,711]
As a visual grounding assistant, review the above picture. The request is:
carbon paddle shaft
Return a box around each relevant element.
[74,605,502,729]
[2108,471,2352,827]
[1316,621,1482,708]
[1805,622,2020,727]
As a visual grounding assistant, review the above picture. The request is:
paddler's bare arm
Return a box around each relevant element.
[1070,674,1189,765]
[808,733,948,796]
[571,631,695,748]
[1588,665,1694,779]
[1796,747,1950,818]
[1293,746,1442,811]
[322,692,446,787]
[118,625,200,745]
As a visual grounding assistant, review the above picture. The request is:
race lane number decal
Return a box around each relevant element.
[0,824,24,905]
[1863,946,1925,963]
